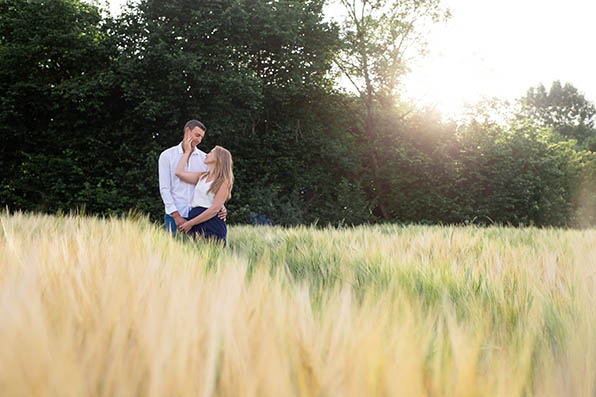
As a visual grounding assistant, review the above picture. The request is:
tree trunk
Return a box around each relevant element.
[364,96,390,220]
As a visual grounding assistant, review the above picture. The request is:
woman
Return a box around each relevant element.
[175,137,233,244]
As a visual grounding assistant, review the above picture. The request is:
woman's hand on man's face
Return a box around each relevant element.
[183,136,194,153]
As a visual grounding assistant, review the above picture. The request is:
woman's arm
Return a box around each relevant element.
[175,137,204,184]
[179,180,230,232]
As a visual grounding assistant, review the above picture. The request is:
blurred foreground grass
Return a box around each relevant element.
[1,212,595,396]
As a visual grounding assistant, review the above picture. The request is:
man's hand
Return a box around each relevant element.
[171,212,186,228]
[179,221,193,233]
[217,205,227,221]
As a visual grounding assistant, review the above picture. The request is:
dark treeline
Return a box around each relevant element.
[1,0,595,227]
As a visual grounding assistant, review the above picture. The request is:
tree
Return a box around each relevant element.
[333,0,450,218]
[113,0,345,224]
[0,0,124,212]
[520,81,596,147]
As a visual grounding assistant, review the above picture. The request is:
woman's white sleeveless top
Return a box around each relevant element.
[191,177,215,208]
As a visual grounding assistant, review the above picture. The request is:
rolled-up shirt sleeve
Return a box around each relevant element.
[158,152,178,215]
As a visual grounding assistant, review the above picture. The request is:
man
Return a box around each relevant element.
[159,120,225,233]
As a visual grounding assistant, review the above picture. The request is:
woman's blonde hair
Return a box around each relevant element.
[201,146,233,201]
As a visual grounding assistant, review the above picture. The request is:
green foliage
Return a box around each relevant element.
[1,0,595,227]
[570,151,596,226]
[453,123,568,226]
[1,0,118,211]
[108,0,361,225]
[333,0,451,219]
[520,81,596,148]
[372,107,460,222]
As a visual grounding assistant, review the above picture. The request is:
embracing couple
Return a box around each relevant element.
[158,120,233,245]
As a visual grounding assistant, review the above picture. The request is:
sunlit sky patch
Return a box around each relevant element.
[398,0,596,118]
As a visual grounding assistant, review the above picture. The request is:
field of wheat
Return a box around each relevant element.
[0,211,595,396]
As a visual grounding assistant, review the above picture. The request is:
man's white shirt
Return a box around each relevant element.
[159,143,208,218]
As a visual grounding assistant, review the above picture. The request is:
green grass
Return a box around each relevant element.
[1,212,595,396]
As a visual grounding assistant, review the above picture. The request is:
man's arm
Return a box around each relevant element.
[158,152,184,226]
[217,205,227,221]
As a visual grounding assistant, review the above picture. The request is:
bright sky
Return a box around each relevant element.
[107,0,596,119]
[398,0,596,118]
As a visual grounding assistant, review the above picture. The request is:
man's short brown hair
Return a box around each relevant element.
[184,120,206,133]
